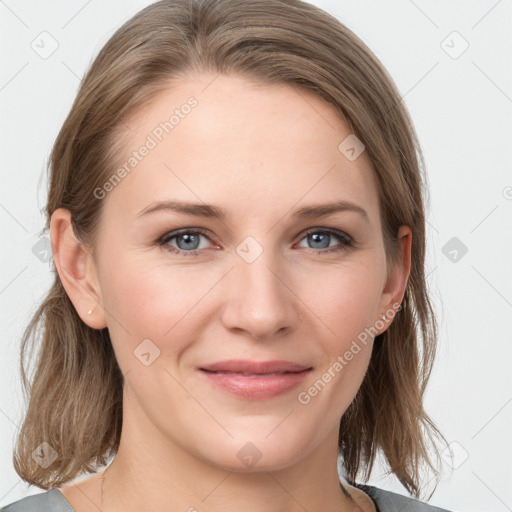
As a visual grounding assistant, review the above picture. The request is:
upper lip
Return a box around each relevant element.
[199,359,312,374]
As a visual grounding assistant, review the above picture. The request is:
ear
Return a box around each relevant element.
[49,208,107,330]
[376,225,412,333]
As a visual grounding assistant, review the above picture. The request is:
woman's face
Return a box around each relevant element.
[78,73,409,471]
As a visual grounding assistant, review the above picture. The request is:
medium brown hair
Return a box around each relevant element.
[13,0,448,499]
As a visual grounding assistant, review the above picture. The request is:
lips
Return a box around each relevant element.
[199,359,312,375]
[198,359,313,400]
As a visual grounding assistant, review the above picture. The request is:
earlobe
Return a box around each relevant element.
[49,208,107,330]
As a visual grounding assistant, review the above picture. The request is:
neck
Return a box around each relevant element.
[101,435,361,510]
[101,456,362,512]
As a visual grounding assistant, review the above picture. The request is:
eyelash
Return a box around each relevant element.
[158,227,354,257]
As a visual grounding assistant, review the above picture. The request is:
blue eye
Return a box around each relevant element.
[159,229,214,256]
[158,228,354,256]
[297,228,353,253]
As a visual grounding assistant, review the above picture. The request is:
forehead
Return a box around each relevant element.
[104,72,380,224]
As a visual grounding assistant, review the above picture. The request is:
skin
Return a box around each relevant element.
[52,72,411,512]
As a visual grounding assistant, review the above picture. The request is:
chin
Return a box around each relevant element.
[195,426,312,473]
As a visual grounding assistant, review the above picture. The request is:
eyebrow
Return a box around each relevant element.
[136,199,369,223]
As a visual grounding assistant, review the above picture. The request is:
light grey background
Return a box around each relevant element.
[1,1,511,511]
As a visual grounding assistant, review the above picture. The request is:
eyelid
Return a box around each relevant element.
[158,227,218,249]
[299,227,353,244]
[158,226,355,255]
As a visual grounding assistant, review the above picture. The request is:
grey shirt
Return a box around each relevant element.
[1,485,453,511]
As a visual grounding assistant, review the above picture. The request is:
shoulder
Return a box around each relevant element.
[1,489,75,512]
[359,484,453,512]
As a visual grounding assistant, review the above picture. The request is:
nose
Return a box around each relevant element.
[220,249,297,340]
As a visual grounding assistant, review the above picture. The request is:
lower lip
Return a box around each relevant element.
[199,369,312,400]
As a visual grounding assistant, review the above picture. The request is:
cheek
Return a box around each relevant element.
[299,260,384,342]
[100,254,215,360]
[296,261,383,394]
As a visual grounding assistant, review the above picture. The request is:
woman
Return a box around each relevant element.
[2,0,453,511]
